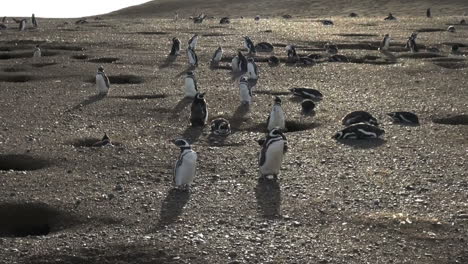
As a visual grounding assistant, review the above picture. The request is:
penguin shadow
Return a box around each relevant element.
[379,50,397,62]
[230,104,251,131]
[159,55,178,69]
[181,125,204,144]
[70,94,106,110]
[171,97,192,117]
[210,63,231,71]
[336,138,386,149]
[254,178,281,219]
[175,67,195,78]
[156,188,190,228]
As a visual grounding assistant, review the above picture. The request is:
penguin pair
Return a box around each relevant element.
[173,139,197,190]
[334,111,383,140]
[405,33,418,52]
[231,51,248,73]
[96,66,110,95]
[258,128,288,180]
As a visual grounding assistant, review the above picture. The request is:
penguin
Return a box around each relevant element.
[379,34,391,51]
[426,8,431,18]
[289,88,323,100]
[387,112,419,124]
[187,47,198,67]
[342,111,378,126]
[246,57,258,80]
[255,42,274,52]
[231,55,239,72]
[219,17,230,24]
[2,17,6,23]
[237,51,248,73]
[211,46,223,66]
[286,45,298,62]
[169,37,181,56]
[447,25,456,33]
[451,44,460,54]
[244,36,256,54]
[258,128,288,180]
[384,13,397,20]
[322,20,334,26]
[96,66,110,95]
[266,96,286,132]
[349,12,358,17]
[268,56,280,66]
[173,139,197,190]
[31,13,38,28]
[19,19,26,31]
[188,34,198,50]
[210,118,231,136]
[461,19,467,25]
[33,45,41,58]
[193,14,207,24]
[184,71,198,98]
[255,15,260,21]
[239,76,252,105]
[92,133,112,147]
[333,123,385,140]
[405,33,418,52]
[190,92,208,127]
[325,43,338,54]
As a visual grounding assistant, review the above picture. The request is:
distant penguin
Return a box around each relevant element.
[190,92,208,127]
[379,34,391,51]
[267,96,286,132]
[258,128,288,180]
[31,13,38,28]
[219,17,230,24]
[325,43,338,54]
[349,12,359,17]
[187,47,198,67]
[237,51,248,73]
[451,44,460,54]
[333,123,385,140]
[322,20,334,25]
[461,19,467,25]
[255,42,274,52]
[173,139,197,190]
[289,88,323,100]
[255,15,260,21]
[211,46,223,65]
[342,111,378,126]
[447,25,456,32]
[1,17,6,23]
[426,8,431,18]
[19,19,26,31]
[384,13,397,20]
[268,56,280,66]
[244,36,256,54]
[33,45,41,58]
[193,14,207,23]
[405,33,418,52]
[170,37,181,56]
[188,34,199,50]
[239,76,252,105]
[210,118,231,136]
[96,66,110,95]
[387,112,419,124]
[93,133,112,147]
[286,45,298,62]
[184,71,198,98]
[246,57,258,80]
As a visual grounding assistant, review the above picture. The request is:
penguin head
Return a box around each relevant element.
[332,131,343,139]
[174,139,190,148]
[98,66,104,72]
[172,37,178,42]
[274,96,282,105]
[247,57,255,63]
[102,133,110,141]
[269,128,285,138]
[240,75,249,83]
[186,71,194,77]
[196,92,205,100]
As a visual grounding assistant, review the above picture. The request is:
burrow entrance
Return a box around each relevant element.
[0,202,79,237]
[85,75,145,84]
[0,154,50,171]
[68,138,121,147]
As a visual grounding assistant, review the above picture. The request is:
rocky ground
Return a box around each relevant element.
[0,10,467,264]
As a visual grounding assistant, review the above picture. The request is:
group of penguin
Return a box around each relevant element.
[89,15,430,190]
[0,14,38,31]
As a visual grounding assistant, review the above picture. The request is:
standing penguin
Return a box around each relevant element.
[96,66,110,95]
[244,36,256,54]
[31,13,38,28]
[258,128,288,180]
[379,34,391,51]
[173,139,197,190]
[169,37,181,56]
[211,46,223,66]
[184,71,198,98]
[246,57,258,80]
[231,54,239,72]
[188,34,199,50]
[239,76,252,105]
[187,47,198,67]
[405,33,418,52]
[286,45,298,62]
[237,51,248,73]
[190,92,208,127]
[267,96,286,132]
[426,8,431,18]
[19,19,27,31]
[33,45,41,58]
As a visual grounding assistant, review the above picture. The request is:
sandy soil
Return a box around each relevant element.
[0,2,467,264]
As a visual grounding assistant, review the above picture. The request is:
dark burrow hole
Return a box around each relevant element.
[416,28,446,33]
[32,62,57,68]
[88,57,119,63]
[85,74,144,84]
[242,121,319,133]
[71,54,88,60]
[0,154,50,171]
[69,138,122,147]
[136,31,168,35]
[432,115,468,125]
[0,202,79,237]
[0,74,35,82]
[3,67,26,72]
[433,62,468,69]
[0,51,59,60]
[42,45,85,51]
